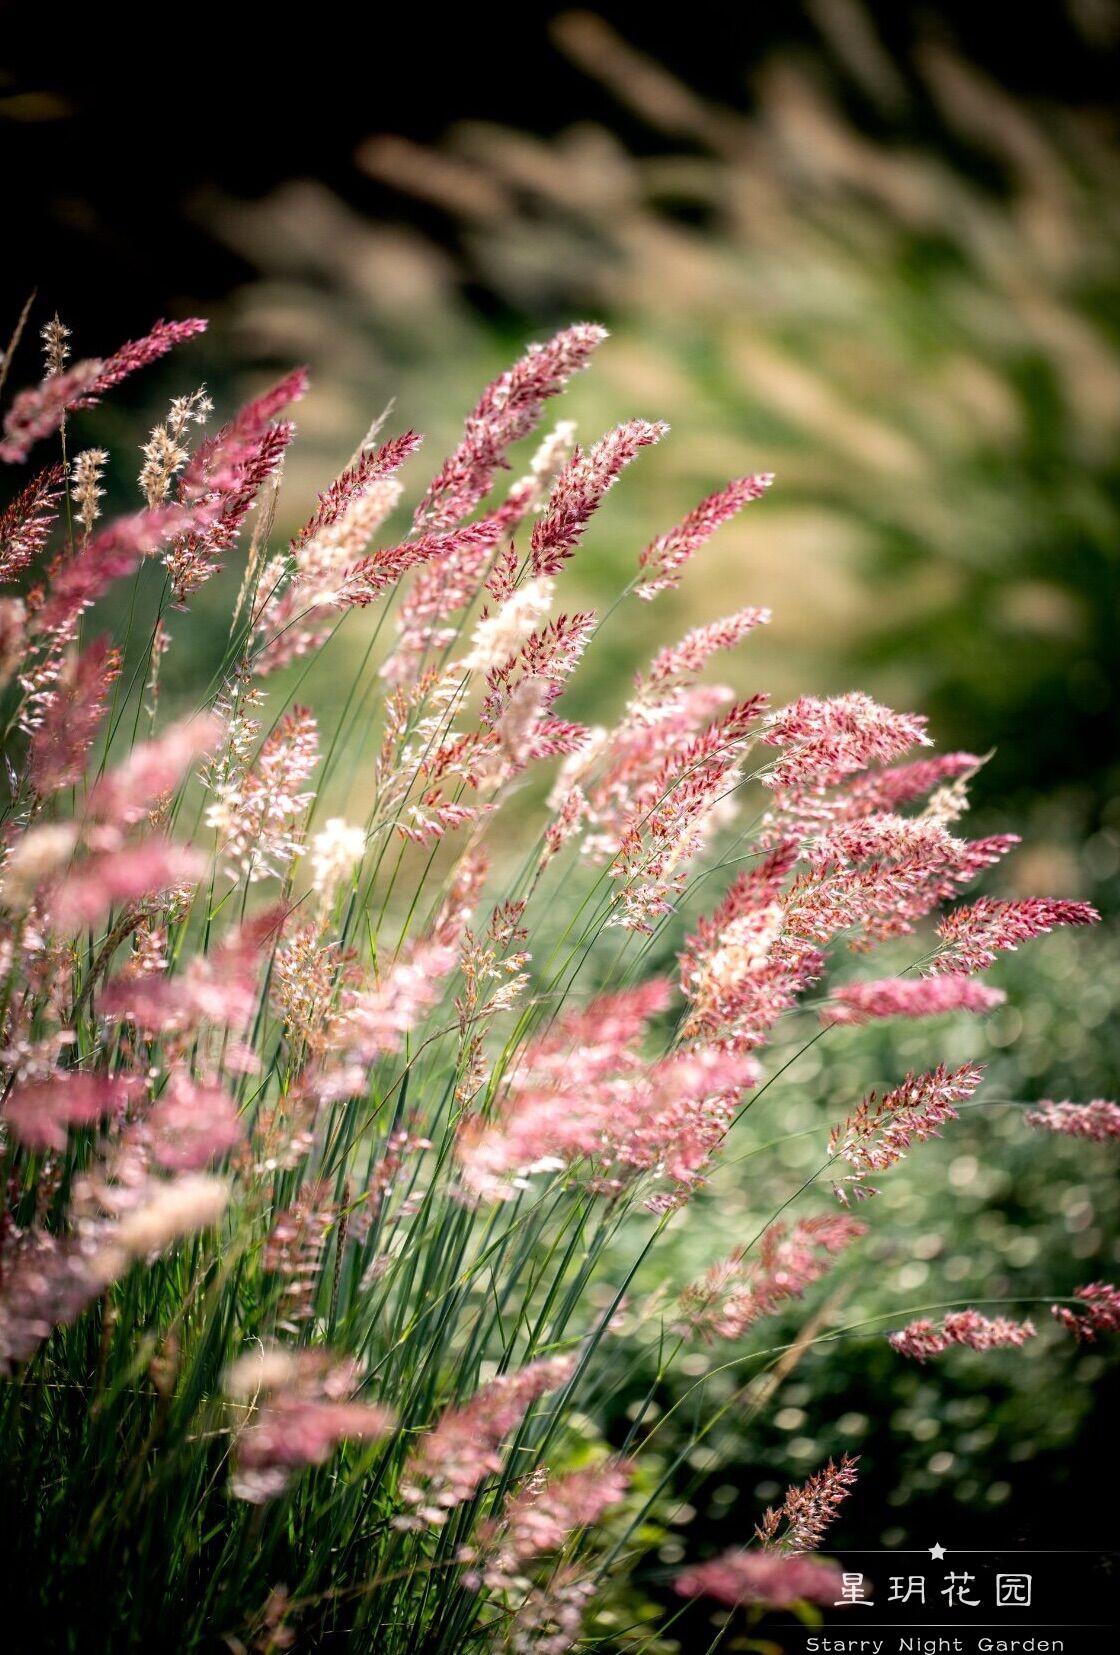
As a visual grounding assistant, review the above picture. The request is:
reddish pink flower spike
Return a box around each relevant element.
[26,634,120,797]
[30,497,222,644]
[645,606,771,684]
[292,430,422,552]
[3,1071,137,1151]
[519,979,673,1085]
[0,319,207,463]
[414,323,607,533]
[77,318,209,401]
[829,1062,984,1201]
[931,896,1100,976]
[611,694,768,932]
[680,1215,866,1341]
[207,707,319,884]
[758,1454,860,1553]
[679,843,819,1052]
[0,463,66,583]
[180,366,309,496]
[332,939,458,1068]
[1024,1099,1120,1141]
[890,1310,1037,1362]
[0,363,103,464]
[339,515,507,608]
[234,1398,392,1503]
[783,820,1018,951]
[397,1357,575,1525]
[842,752,984,817]
[764,692,931,794]
[1052,1282,1120,1342]
[636,472,774,600]
[479,612,597,779]
[675,1548,843,1609]
[529,418,668,576]
[822,975,1006,1026]
[167,421,294,605]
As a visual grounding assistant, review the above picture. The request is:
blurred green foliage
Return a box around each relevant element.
[205,8,1120,889]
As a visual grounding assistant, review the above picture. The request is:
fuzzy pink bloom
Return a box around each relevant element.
[144,1076,242,1172]
[166,421,294,605]
[889,1310,1036,1362]
[29,497,222,647]
[0,463,65,582]
[758,1454,860,1554]
[383,512,516,676]
[1052,1282,1120,1342]
[47,839,203,931]
[325,939,458,1080]
[758,749,985,849]
[645,607,771,684]
[87,713,222,826]
[262,1189,336,1328]
[842,752,984,816]
[101,908,283,1035]
[207,707,318,883]
[514,980,674,1089]
[0,1229,114,1370]
[611,695,768,932]
[292,430,421,551]
[0,362,103,464]
[823,975,1006,1026]
[228,1350,393,1503]
[565,681,732,863]
[501,1460,633,1558]
[415,324,606,533]
[931,897,1100,975]
[397,1356,575,1524]
[680,1215,867,1341]
[460,1041,757,1204]
[829,1062,984,1201]
[233,1398,392,1502]
[782,824,1019,949]
[679,844,818,1052]
[529,419,668,576]
[1024,1100,1120,1141]
[763,693,930,796]
[26,635,120,796]
[0,320,207,464]
[3,1071,137,1150]
[636,473,774,599]
[676,1548,843,1608]
[475,612,596,779]
[181,368,309,498]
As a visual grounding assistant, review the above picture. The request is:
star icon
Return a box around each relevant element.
[929,1542,947,1560]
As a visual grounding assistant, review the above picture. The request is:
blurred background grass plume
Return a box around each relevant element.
[3,0,1118,1585]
